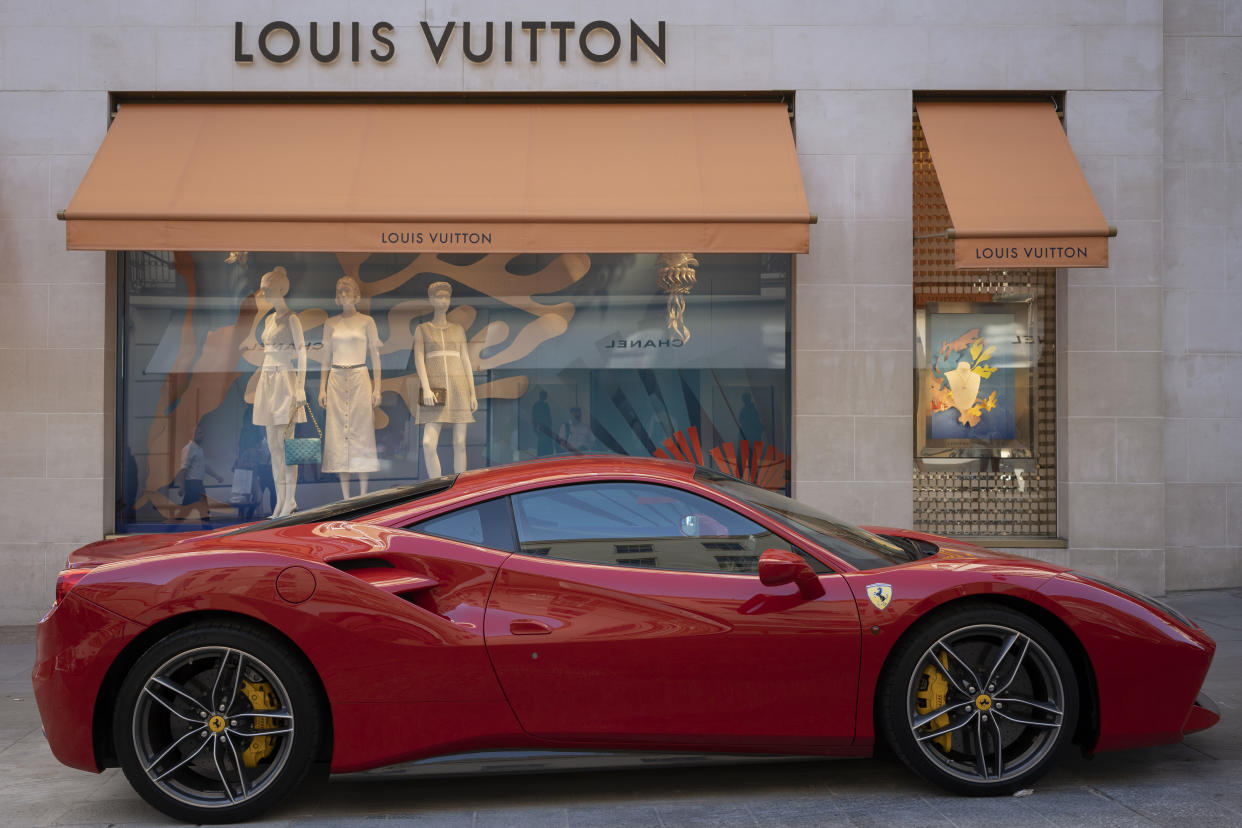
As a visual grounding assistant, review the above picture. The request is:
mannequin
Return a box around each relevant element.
[414,281,477,477]
[319,276,382,498]
[250,266,307,517]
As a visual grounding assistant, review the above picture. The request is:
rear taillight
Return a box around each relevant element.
[53,569,91,607]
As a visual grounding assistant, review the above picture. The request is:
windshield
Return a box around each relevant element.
[226,476,457,535]
[696,469,911,570]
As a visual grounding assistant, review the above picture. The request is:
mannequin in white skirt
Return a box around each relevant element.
[250,266,307,518]
[414,281,477,477]
[319,276,382,499]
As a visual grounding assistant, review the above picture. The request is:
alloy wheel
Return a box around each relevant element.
[129,645,297,810]
[905,623,1066,785]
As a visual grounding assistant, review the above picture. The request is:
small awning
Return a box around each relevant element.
[916,101,1111,269]
[63,101,811,254]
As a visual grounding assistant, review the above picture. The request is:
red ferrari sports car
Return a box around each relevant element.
[34,456,1218,823]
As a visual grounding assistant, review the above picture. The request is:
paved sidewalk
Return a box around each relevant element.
[1,588,1239,827]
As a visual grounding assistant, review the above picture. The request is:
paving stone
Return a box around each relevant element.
[744,796,851,827]
[564,805,662,827]
[1022,786,1159,826]
[475,806,569,826]
[653,800,755,826]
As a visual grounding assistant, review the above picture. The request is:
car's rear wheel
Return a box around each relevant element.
[879,604,1078,795]
[113,622,322,823]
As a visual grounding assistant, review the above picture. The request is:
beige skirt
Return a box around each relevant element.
[322,366,379,473]
[253,365,306,426]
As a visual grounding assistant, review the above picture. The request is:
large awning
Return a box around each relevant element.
[916,101,1112,269]
[63,101,811,254]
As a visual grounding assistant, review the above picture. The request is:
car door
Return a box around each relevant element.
[483,481,862,749]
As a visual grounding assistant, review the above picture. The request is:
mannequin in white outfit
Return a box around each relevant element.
[250,267,307,518]
[414,281,477,477]
[319,276,382,499]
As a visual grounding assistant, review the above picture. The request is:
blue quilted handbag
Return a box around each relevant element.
[283,403,323,465]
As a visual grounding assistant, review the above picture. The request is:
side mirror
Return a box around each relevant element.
[758,549,825,600]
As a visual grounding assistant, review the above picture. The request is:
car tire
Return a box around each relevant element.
[113,621,323,824]
[878,603,1078,796]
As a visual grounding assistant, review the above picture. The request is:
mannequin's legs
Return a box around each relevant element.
[265,425,297,517]
[337,472,370,499]
[452,423,469,473]
[422,422,443,478]
[280,463,298,516]
[265,425,286,517]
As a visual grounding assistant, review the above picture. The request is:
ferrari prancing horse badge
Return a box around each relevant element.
[867,583,892,610]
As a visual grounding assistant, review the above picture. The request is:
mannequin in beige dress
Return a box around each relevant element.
[318,276,382,499]
[250,267,307,518]
[414,281,477,477]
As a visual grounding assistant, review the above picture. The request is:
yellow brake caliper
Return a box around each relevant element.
[239,680,279,768]
[916,652,952,753]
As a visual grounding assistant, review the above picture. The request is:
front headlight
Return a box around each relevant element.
[1075,572,1196,629]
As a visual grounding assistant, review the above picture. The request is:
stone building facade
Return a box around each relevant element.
[0,0,1238,623]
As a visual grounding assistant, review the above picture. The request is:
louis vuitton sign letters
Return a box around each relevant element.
[234,20,667,66]
[954,236,1108,269]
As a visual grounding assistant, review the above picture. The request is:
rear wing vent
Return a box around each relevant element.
[330,557,393,572]
[327,556,438,610]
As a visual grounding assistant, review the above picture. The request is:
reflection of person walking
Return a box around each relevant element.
[175,425,222,525]
[532,390,553,456]
[232,427,266,521]
[740,392,764,442]
[558,406,595,453]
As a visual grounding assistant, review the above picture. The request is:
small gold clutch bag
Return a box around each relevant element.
[428,387,447,405]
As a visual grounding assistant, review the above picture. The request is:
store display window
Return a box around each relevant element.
[911,109,1059,538]
[117,251,791,532]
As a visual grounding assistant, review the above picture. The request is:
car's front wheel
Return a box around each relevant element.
[879,604,1079,795]
[113,622,323,823]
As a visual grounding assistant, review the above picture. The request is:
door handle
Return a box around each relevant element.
[510,618,553,635]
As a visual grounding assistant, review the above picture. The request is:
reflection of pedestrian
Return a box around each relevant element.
[558,406,596,453]
[232,427,266,521]
[253,435,275,515]
[646,396,674,449]
[120,448,138,525]
[532,390,553,456]
[174,426,222,525]
[740,392,764,442]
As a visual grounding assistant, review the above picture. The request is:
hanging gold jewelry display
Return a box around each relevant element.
[656,253,699,343]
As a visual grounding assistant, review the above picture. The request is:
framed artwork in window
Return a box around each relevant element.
[915,300,1035,458]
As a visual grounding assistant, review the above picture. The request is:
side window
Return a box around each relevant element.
[409,497,516,553]
[510,482,823,574]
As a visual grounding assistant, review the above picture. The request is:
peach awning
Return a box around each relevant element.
[63,101,811,254]
[916,101,1112,269]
